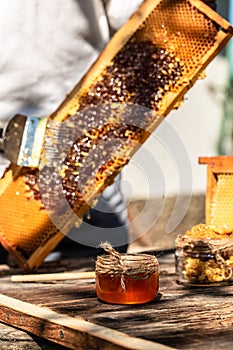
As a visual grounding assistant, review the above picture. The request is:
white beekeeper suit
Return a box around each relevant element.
[0,0,143,259]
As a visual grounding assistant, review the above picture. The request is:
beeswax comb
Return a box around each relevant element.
[0,0,232,271]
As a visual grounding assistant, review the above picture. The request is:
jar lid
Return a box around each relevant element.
[95,243,158,289]
[176,233,233,253]
[176,224,233,252]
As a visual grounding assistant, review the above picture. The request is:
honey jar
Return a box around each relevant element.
[95,244,159,304]
[176,157,233,287]
[175,224,233,286]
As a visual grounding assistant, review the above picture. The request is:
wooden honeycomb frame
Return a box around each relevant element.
[199,156,233,230]
[0,0,232,271]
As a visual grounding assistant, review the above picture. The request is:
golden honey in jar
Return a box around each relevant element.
[95,253,159,304]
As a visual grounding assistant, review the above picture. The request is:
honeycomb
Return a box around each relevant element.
[51,0,233,122]
[0,168,60,263]
[210,173,233,232]
[0,0,232,271]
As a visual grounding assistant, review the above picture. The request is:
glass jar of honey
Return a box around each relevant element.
[175,224,233,286]
[95,251,159,304]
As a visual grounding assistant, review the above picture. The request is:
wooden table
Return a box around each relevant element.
[1,252,233,350]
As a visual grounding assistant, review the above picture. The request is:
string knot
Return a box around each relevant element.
[96,242,158,293]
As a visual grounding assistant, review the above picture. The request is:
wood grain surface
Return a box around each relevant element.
[1,252,233,350]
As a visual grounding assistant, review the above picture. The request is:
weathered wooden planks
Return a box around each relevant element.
[0,293,175,350]
[0,322,69,350]
[1,254,233,349]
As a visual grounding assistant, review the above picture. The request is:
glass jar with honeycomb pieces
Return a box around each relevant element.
[95,245,159,304]
[175,224,233,286]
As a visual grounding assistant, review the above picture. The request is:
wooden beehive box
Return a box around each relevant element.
[199,156,233,232]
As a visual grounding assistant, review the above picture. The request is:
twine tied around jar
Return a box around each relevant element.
[96,242,158,292]
[211,243,233,280]
[176,235,233,281]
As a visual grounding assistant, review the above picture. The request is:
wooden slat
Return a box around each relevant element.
[0,322,66,350]
[11,271,95,283]
[189,0,233,33]
[0,293,175,350]
[205,166,217,224]
[199,156,233,174]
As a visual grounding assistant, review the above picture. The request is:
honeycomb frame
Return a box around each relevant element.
[0,0,232,271]
[199,156,233,231]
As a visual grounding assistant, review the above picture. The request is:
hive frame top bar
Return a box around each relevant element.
[50,0,233,123]
[199,156,233,174]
